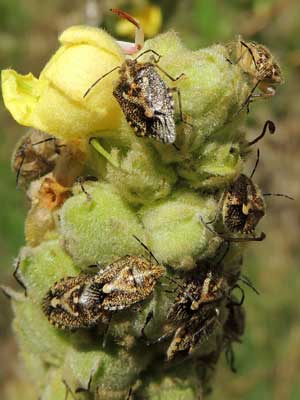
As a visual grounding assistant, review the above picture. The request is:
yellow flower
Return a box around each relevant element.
[1,26,124,140]
[115,5,162,38]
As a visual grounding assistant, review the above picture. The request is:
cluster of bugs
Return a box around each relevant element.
[42,237,165,330]
[84,9,187,147]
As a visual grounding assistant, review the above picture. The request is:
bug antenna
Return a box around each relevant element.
[263,193,294,200]
[250,148,260,179]
[248,120,276,146]
[31,137,56,146]
[132,235,160,264]
[239,275,260,295]
[83,66,120,98]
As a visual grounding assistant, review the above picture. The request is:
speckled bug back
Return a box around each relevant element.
[96,255,165,311]
[113,59,176,144]
[236,37,283,96]
[42,274,108,329]
[222,174,265,234]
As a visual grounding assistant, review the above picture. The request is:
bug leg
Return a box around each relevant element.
[76,175,98,201]
[135,49,162,63]
[228,285,245,306]
[225,343,237,373]
[75,373,93,394]
[141,310,154,340]
[200,215,266,242]
[102,314,113,348]
[13,259,27,297]
[126,387,133,400]
[153,64,185,82]
[62,379,76,400]
[169,87,193,128]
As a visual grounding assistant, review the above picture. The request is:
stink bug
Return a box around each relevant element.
[148,265,228,361]
[92,254,165,311]
[84,9,186,145]
[12,129,62,187]
[42,273,109,329]
[232,36,283,112]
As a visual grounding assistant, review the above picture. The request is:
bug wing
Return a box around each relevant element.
[113,87,148,137]
[137,66,176,144]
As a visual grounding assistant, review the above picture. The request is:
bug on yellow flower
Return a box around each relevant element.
[84,9,187,146]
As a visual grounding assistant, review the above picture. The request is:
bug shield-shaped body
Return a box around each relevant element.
[113,59,176,144]
[222,174,265,234]
[165,271,227,360]
[96,255,165,311]
[42,274,107,329]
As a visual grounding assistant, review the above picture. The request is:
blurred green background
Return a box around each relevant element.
[0,0,299,399]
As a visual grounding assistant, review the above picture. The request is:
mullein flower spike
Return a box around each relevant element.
[1,10,283,399]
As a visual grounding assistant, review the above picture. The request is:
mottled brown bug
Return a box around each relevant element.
[166,305,220,361]
[12,129,62,186]
[200,148,266,242]
[148,264,228,361]
[84,10,186,144]
[42,273,108,329]
[93,255,165,311]
[232,36,283,112]
[42,251,164,329]
[236,36,283,98]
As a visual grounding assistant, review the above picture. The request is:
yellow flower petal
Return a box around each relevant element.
[2,26,125,141]
[1,69,48,129]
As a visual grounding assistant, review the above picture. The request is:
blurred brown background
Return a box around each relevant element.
[0,0,299,399]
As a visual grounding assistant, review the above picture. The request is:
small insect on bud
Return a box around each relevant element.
[232,36,283,112]
[200,148,266,242]
[93,255,165,311]
[146,260,228,361]
[42,274,108,329]
[12,129,62,187]
[84,9,187,146]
